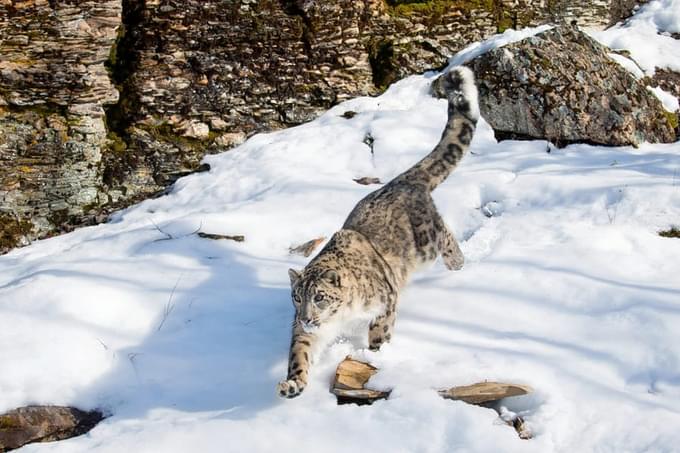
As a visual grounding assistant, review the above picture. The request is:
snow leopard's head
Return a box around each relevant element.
[288,267,343,333]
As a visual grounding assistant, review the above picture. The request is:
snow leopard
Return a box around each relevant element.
[277,66,480,398]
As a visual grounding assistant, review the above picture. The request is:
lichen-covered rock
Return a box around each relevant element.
[650,67,680,136]
[433,25,675,146]
[0,0,121,252]
[0,405,103,452]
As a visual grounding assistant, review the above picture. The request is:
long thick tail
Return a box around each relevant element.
[394,66,479,192]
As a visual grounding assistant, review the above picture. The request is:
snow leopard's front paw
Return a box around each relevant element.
[277,378,305,399]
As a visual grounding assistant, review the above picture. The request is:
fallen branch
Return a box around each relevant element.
[150,220,202,242]
[197,232,245,242]
[157,274,183,332]
[438,382,533,405]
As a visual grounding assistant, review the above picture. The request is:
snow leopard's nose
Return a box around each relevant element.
[301,320,318,333]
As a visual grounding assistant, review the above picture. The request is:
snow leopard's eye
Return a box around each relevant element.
[313,294,328,307]
[293,294,301,304]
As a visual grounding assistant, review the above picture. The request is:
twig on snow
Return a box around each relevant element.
[197,232,245,242]
[157,274,183,332]
[150,220,203,243]
[127,352,142,378]
[96,338,109,351]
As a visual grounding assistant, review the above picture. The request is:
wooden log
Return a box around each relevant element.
[331,357,390,405]
[438,382,533,405]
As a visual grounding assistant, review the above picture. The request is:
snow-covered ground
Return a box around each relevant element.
[589,0,680,75]
[2,3,680,452]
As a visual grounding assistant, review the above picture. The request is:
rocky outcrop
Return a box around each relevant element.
[0,0,648,252]
[651,67,680,136]
[0,405,104,452]
[0,0,121,249]
[610,0,650,25]
[433,25,675,146]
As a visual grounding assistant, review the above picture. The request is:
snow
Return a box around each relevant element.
[587,0,680,74]
[607,52,646,79]
[2,3,680,452]
[629,0,680,33]
[649,85,680,112]
[447,25,553,67]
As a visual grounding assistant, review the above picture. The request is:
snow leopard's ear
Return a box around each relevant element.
[322,269,341,288]
[288,268,302,286]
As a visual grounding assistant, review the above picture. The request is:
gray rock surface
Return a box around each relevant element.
[0,0,121,251]
[433,25,675,146]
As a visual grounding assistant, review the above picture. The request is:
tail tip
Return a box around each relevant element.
[445,66,480,121]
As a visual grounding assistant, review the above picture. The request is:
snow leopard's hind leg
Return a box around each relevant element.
[434,211,464,270]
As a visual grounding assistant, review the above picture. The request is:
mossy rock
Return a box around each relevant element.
[0,213,33,252]
[664,110,678,131]
[0,415,19,429]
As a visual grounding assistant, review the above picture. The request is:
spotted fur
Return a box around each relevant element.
[277,67,479,398]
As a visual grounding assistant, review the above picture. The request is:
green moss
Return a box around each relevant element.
[386,0,494,18]
[0,416,19,429]
[659,227,680,238]
[4,103,67,117]
[663,110,678,130]
[105,131,128,154]
[496,13,514,32]
[0,213,33,252]
[106,24,125,75]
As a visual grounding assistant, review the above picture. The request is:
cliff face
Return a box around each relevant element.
[0,0,649,252]
[0,0,121,249]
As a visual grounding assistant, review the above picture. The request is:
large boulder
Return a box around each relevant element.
[434,25,675,146]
